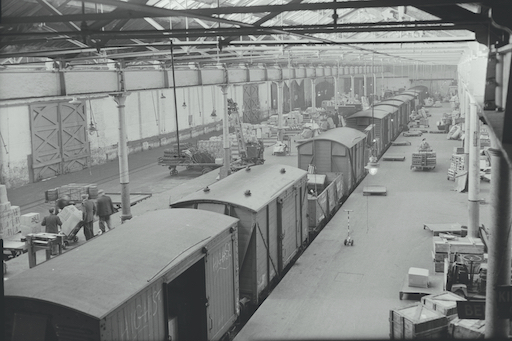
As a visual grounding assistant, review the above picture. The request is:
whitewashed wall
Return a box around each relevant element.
[0,105,32,187]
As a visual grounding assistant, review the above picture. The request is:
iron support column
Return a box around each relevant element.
[463,91,470,182]
[485,146,511,338]
[311,78,316,109]
[219,85,230,179]
[277,81,284,142]
[350,76,355,100]
[468,100,480,238]
[333,76,338,112]
[111,92,132,222]
[363,74,368,98]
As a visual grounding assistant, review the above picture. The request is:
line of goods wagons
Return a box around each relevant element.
[4,86,428,341]
[4,164,346,341]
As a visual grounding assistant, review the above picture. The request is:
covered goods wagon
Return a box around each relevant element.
[296,127,366,193]
[5,209,239,341]
[170,164,308,305]
[345,107,391,156]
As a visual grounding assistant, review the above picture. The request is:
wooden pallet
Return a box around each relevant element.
[363,185,387,196]
[383,154,406,161]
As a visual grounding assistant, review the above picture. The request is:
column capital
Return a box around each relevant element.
[110,92,130,106]
[219,84,229,94]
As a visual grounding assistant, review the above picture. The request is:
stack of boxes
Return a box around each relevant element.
[447,153,465,181]
[20,212,42,236]
[0,184,22,239]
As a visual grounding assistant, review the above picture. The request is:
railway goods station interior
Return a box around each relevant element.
[1,0,512,340]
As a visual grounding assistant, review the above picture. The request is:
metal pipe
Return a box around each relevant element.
[111,92,132,222]
[467,101,480,238]
[219,85,230,179]
[485,146,511,338]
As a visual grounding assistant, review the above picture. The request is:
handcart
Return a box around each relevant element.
[62,221,82,248]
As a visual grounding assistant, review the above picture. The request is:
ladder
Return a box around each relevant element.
[228,99,247,159]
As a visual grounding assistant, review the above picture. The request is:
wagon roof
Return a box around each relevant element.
[296,127,366,148]
[171,164,307,213]
[347,107,391,119]
[4,209,238,319]
[371,103,400,112]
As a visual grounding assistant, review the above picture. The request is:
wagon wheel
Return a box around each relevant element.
[73,236,79,243]
[202,167,213,174]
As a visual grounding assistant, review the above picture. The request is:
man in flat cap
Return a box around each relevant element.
[96,189,115,234]
[81,193,96,240]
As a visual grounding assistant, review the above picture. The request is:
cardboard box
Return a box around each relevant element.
[20,212,40,226]
[408,267,429,288]
[58,205,83,235]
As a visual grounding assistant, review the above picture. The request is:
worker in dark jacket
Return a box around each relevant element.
[81,193,96,240]
[96,189,115,234]
[41,208,62,234]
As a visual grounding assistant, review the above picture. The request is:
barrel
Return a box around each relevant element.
[46,188,59,201]
[87,184,98,199]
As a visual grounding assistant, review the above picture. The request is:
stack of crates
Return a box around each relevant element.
[448,154,465,181]
[432,235,485,273]
[0,184,22,239]
[52,183,99,201]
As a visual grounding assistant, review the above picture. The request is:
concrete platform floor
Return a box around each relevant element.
[233,104,492,340]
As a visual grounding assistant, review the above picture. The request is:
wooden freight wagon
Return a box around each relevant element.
[307,172,343,233]
[4,209,239,341]
[170,164,308,306]
[297,127,366,194]
[344,107,391,157]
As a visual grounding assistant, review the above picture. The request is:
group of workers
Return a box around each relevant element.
[42,189,116,241]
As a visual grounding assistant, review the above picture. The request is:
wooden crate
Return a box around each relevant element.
[421,292,466,321]
[448,318,485,338]
[390,304,447,339]
[433,237,485,254]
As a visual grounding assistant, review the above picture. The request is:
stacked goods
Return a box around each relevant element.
[389,303,448,339]
[432,236,485,273]
[58,205,83,236]
[421,292,466,322]
[448,154,465,181]
[0,185,22,239]
[20,212,41,236]
[57,183,99,201]
[411,152,436,169]
[197,139,224,159]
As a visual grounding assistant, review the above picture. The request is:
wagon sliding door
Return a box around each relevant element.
[277,189,299,272]
[30,102,90,181]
